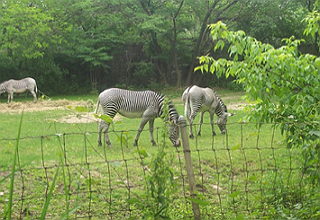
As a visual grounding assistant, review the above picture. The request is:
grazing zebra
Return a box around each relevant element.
[182,85,233,138]
[0,77,37,103]
[96,88,181,147]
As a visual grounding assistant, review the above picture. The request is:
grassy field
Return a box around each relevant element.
[0,89,319,219]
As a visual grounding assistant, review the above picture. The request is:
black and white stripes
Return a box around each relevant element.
[97,88,180,147]
[214,96,228,117]
[182,85,233,138]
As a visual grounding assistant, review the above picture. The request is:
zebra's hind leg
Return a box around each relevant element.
[189,100,201,139]
[188,112,198,139]
[30,90,37,102]
[98,120,111,146]
[134,117,149,146]
[148,119,157,146]
[188,118,195,139]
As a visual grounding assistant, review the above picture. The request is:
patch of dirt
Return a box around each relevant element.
[0,99,91,113]
[55,112,99,124]
[228,103,254,110]
[55,113,122,124]
[0,99,122,123]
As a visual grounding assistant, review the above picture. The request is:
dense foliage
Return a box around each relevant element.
[0,0,317,93]
[196,13,319,181]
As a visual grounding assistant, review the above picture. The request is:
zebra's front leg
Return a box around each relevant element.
[197,112,205,136]
[98,120,111,146]
[209,113,216,136]
[148,119,157,146]
[134,117,149,146]
[7,92,13,103]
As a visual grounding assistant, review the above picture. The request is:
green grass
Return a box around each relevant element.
[0,90,319,219]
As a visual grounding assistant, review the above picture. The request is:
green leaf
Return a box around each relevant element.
[231,144,241,151]
[93,114,113,123]
[136,149,149,158]
[127,198,140,205]
[74,106,90,112]
[229,191,240,198]
[214,40,225,51]
[40,166,60,219]
[249,175,257,182]
[5,112,24,220]
[309,131,320,137]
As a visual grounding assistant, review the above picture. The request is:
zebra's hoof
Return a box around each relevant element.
[151,141,157,146]
[212,132,217,136]
[98,142,102,147]
[197,132,201,136]
[189,134,194,139]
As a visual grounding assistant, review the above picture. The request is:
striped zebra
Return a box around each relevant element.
[0,77,37,103]
[182,85,233,138]
[96,88,181,147]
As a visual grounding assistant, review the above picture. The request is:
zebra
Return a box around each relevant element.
[0,77,37,103]
[182,85,234,138]
[96,88,181,147]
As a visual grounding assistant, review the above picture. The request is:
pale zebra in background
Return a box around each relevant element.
[95,88,181,147]
[182,85,234,138]
[0,77,38,103]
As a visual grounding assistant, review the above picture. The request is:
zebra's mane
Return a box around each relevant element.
[217,96,227,112]
[158,96,179,122]
[211,89,227,112]
[214,95,227,118]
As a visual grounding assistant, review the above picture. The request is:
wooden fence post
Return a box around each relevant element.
[178,115,201,220]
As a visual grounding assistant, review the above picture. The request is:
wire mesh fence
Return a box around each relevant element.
[0,118,318,219]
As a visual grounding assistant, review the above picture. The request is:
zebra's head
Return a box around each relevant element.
[0,82,6,94]
[160,98,181,147]
[168,120,180,147]
[217,112,234,134]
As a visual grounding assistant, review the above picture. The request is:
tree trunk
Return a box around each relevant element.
[139,0,168,85]
[172,0,185,88]
[151,31,168,85]
[186,0,239,85]
[90,67,98,92]
[185,1,218,85]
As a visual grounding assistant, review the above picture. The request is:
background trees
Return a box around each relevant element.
[0,0,318,93]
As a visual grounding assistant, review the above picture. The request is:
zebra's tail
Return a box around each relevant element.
[37,88,51,100]
[182,86,192,119]
[94,99,101,114]
[182,86,191,102]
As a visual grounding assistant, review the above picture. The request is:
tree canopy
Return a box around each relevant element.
[0,0,318,93]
